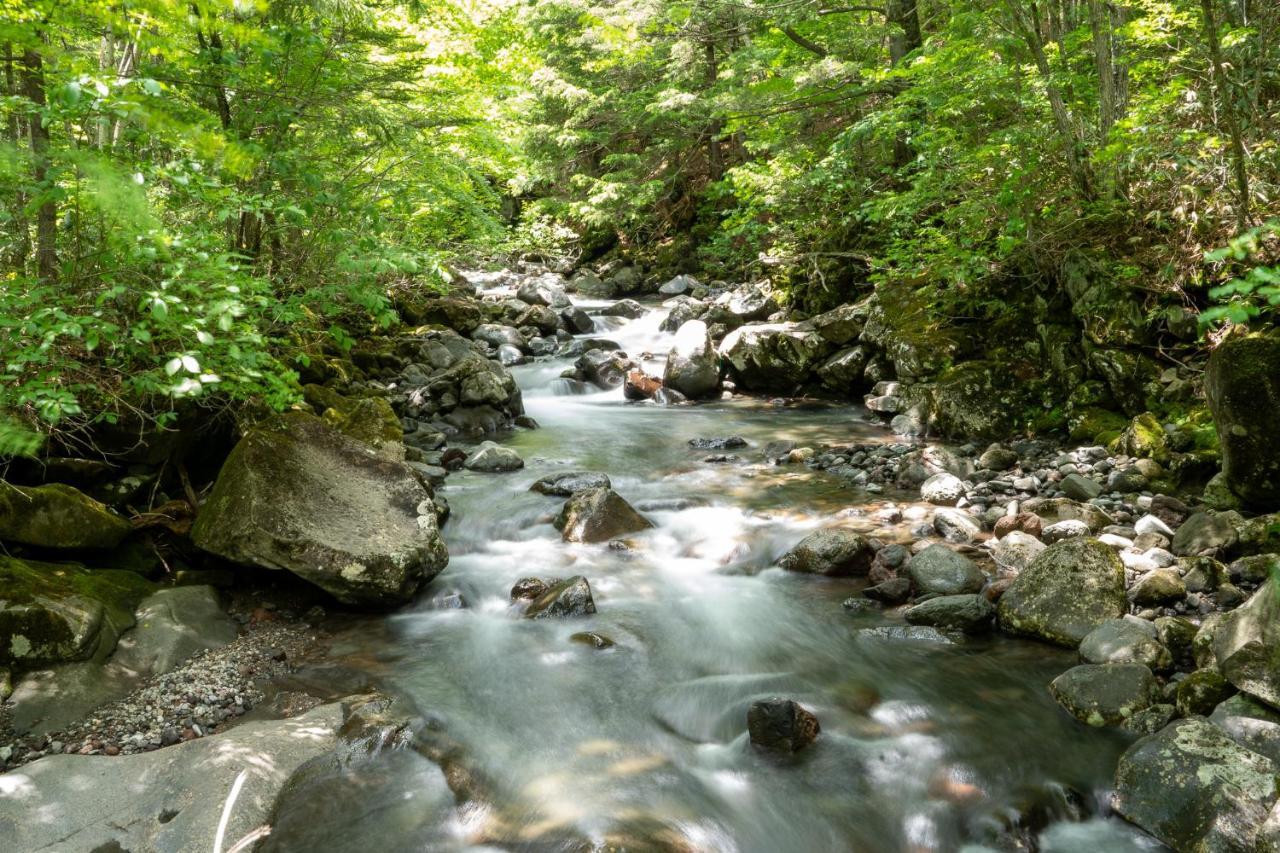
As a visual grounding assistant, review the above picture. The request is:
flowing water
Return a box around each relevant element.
[269,287,1166,852]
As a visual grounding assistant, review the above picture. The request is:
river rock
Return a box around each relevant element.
[989,530,1046,573]
[191,412,448,608]
[623,369,662,401]
[555,487,652,543]
[1130,567,1186,606]
[1213,576,1280,709]
[560,306,595,334]
[472,323,528,352]
[1172,510,1241,557]
[1060,473,1103,502]
[530,471,612,496]
[602,299,645,319]
[658,274,698,295]
[524,576,596,618]
[906,544,986,596]
[573,349,633,389]
[0,702,345,852]
[904,594,995,634]
[1205,333,1280,509]
[747,697,819,753]
[933,508,981,544]
[920,473,965,506]
[717,322,832,394]
[397,294,484,333]
[0,556,151,669]
[1113,718,1280,851]
[778,529,874,577]
[997,537,1126,647]
[815,346,870,393]
[517,275,571,308]
[663,320,720,399]
[863,577,912,604]
[1050,663,1160,726]
[1176,669,1235,717]
[0,481,132,550]
[1210,694,1280,764]
[1022,497,1113,532]
[463,441,524,472]
[1079,618,1172,672]
[1041,519,1091,544]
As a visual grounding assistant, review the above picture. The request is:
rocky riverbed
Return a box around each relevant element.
[1,261,1278,851]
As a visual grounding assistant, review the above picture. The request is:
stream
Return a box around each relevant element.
[270,286,1166,852]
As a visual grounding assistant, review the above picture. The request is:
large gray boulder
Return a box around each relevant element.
[530,471,611,496]
[1079,617,1172,672]
[192,412,448,608]
[1113,718,1280,851]
[1205,334,1280,509]
[717,322,833,394]
[906,544,986,596]
[663,320,720,399]
[997,537,1126,647]
[554,487,652,543]
[0,702,346,853]
[779,529,874,577]
[1213,575,1280,708]
[1049,663,1160,726]
[0,481,132,550]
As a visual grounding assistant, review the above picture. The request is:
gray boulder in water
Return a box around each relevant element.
[530,471,612,496]
[779,529,874,577]
[663,320,720,399]
[997,537,1126,647]
[463,441,524,472]
[555,487,652,543]
[192,412,448,608]
[524,575,597,618]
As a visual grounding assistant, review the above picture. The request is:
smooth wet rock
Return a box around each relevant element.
[0,702,345,852]
[554,487,652,543]
[863,577,912,604]
[0,481,132,550]
[920,473,965,506]
[1205,333,1280,509]
[778,529,874,577]
[1113,718,1280,851]
[997,537,1126,647]
[907,544,986,596]
[524,576,596,618]
[747,697,819,753]
[530,471,612,496]
[463,441,524,472]
[191,412,448,608]
[570,631,615,649]
[904,594,994,634]
[1213,575,1280,708]
[663,320,720,399]
[933,507,981,543]
[1049,663,1160,726]
[602,299,646,319]
[1079,618,1172,672]
[858,625,956,644]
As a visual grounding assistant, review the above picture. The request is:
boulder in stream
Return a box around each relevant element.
[904,594,995,634]
[524,575,597,618]
[1049,663,1160,727]
[906,544,986,596]
[555,487,653,543]
[530,471,612,496]
[463,441,524,472]
[997,537,1126,647]
[191,412,448,608]
[663,320,720,399]
[717,322,832,394]
[747,697,820,753]
[778,529,874,577]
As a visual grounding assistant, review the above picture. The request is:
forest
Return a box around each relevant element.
[2,2,1280,852]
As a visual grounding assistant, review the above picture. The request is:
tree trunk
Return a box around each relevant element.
[1199,0,1251,230]
[4,43,30,272]
[703,39,723,183]
[886,0,922,168]
[21,47,56,283]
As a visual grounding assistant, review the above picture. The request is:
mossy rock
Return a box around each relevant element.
[857,282,965,381]
[1205,333,1280,509]
[321,396,403,447]
[997,537,1126,647]
[1110,413,1170,463]
[0,482,133,550]
[1067,407,1127,444]
[0,556,153,669]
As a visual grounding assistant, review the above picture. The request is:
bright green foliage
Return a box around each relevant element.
[1202,222,1280,325]
[0,0,519,432]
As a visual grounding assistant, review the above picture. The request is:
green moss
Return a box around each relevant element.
[0,481,133,550]
[0,555,154,669]
[1068,407,1127,444]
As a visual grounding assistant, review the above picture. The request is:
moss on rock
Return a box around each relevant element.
[0,482,133,550]
[1205,333,1280,509]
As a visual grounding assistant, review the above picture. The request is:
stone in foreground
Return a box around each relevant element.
[0,702,345,853]
[554,487,652,543]
[997,537,1126,647]
[1113,718,1279,851]
[778,529,874,577]
[192,412,448,607]
[907,544,986,596]
[1049,663,1160,727]
[747,697,820,753]
[1213,575,1280,708]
